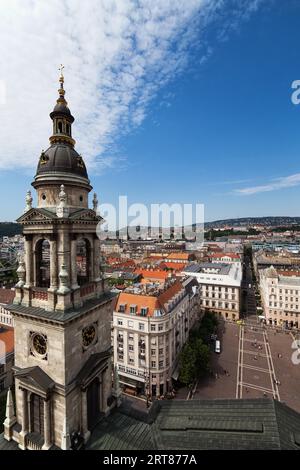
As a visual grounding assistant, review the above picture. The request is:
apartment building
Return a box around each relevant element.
[113,277,200,398]
[182,262,242,321]
[253,249,300,279]
[0,288,15,327]
[210,253,241,263]
[259,265,300,328]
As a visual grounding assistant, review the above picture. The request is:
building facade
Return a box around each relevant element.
[3,72,116,450]
[0,289,15,327]
[0,327,14,396]
[113,277,199,398]
[182,262,242,321]
[259,266,300,328]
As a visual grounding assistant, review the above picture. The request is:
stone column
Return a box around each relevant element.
[49,239,58,291]
[27,392,32,433]
[93,237,101,282]
[71,238,79,290]
[18,388,28,450]
[81,388,90,443]
[42,398,51,450]
[24,237,33,288]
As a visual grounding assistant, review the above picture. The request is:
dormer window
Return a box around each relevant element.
[140,307,148,317]
[118,304,126,313]
[129,305,137,314]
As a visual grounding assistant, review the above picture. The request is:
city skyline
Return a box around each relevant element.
[0,1,300,222]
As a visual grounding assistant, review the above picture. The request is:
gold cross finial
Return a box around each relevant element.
[59,64,64,78]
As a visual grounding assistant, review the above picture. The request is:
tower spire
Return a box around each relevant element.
[49,65,75,147]
[58,64,65,100]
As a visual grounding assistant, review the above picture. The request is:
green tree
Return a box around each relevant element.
[179,337,210,386]
[178,342,197,386]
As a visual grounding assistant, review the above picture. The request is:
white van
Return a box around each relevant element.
[215,340,221,353]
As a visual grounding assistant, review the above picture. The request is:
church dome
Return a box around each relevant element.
[36,144,88,179]
[50,101,73,118]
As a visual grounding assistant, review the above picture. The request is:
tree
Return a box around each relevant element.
[179,337,210,386]
[178,342,197,386]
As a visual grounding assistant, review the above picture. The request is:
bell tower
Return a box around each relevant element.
[4,69,116,450]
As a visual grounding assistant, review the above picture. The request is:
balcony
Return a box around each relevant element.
[80,283,95,298]
[32,287,48,301]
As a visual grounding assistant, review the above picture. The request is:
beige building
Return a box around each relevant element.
[3,73,116,450]
[182,262,242,321]
[259,266,300,328]
[0,289,15,327]
[113,277,199,398]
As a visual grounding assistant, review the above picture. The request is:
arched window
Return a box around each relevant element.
[35,239,50,288]
[58,121,63,133]
[76,238,91,286]
[66,123,70,135]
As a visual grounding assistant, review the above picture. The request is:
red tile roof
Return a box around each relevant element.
[0,327,14,355]
[165,252,190,260]
[115,280,183,317]
[134,269,169,281]
[0,289,15,305]
[160,262,188,271]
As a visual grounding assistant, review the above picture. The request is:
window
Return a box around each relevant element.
[158,324,163,331]
[151,361,156,368]
[129,357,134,364]
[151,349,156,356]
[130,305,137,314]
[159,360,164,369]
[118,354,123,361]
[141,307,148,316]
[150,324,156,331]
[128,321,134,328]
[159,348,163,355]
[139,323,145,331]
[128,334,134,340]
[119,304,126,313]
[117,319,123,326]
[128,344,134,351]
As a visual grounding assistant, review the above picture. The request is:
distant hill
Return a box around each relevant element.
[205,216,300,228]
[0,222,22,238]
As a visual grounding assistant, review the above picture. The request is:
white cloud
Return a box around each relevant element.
[235,173,300,195]
[0,0,262,172]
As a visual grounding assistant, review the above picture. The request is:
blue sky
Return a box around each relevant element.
[0,0,300,222]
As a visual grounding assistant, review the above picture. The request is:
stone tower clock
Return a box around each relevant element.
[3,70,116,450]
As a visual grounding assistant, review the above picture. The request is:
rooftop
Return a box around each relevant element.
[0,288,15,305]
[0,326,14,357]
[115,279,184,317]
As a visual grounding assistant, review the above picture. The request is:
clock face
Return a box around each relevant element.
[82,324,97,348]
[31,333,47,357]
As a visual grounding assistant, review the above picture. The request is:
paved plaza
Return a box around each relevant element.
[191,317,300,413]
